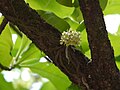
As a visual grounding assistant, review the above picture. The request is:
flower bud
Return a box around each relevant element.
[60,29,81,46]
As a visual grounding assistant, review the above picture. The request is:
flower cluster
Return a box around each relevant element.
[60,29,81,46]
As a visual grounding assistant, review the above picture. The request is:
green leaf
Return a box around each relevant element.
[116,25,120,36]
[26,0,75,18]
[64,17,80,30]
[0,16,4,24]
[108,33,120,57]
[28,62,71,90]
[99,0,108,11]
[41,81,57,90]
[9,24,22,57]
[75,29,90,58]
[116,52,120,70]
[10,35,22,57]
[81,30,90,53]
[116,61,120,70]
[13,34,32,63]
[70,7,83,22]
[0,73,14,90]
[37,10,70,32]
[56,0,73,7]
[9,27,33,67]
[18,44,44,66]
[76,21,85,32]
[9,24,44,67]
[17,34,32,56]
[72,0,79,7]
[104,0,120,14]
[109,32,120,70]
[85,50,91,59]
[0,25,13,67]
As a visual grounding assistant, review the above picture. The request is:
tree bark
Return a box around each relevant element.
[0,0,120,90]
[79,0,120,89]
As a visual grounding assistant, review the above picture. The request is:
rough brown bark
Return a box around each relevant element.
[0,0,120,90]
[0,0,90,88]
[79,0,120,89]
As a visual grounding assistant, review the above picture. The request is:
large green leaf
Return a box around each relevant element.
[99,0,108,11]
[104,0,120,14]
[116,25,120,36]
[64,17,80,30]
[0,73,14,90]
[10,31,43,67]
[26,0,75,18]
[28,62,71,90]
[9,24,22,57]
[9,24,45,68]
[80,30,90,54]
[76,21,85,32]
[115,54,120,70]
[37,10,70,32]
[56,0,73,7]
[56,0,108,10]
[41,81,57,90]
[116,60,120,70]
[108,33,120,69]
[70,7,83,22]
[10,35,22,57]
[0,24,13,67]
[11,34,32,65]
[108,33,120,57]
[18,44,44,66]
[109,28,120,70]
[17,34,32,57]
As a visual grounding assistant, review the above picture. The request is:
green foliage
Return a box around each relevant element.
[0,73,14,90]
[26,0,75,18]
[0,15,71,89]
[108,34,120,57]
[41,81,57,90]
[56,0,73,7]
[104,0,120,14]
[28,62,71,90]
[37,10,70,32]
[70,7,83,22]
[99,0,108,10]
[108,31,120,70]
[0,24,13,67]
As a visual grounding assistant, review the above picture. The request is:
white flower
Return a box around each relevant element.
[60,29,81,46]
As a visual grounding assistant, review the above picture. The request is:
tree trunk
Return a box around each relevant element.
[0,0,120,90]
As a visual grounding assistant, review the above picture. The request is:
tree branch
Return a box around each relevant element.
[79,0,120,89]
[0,0,90,88]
